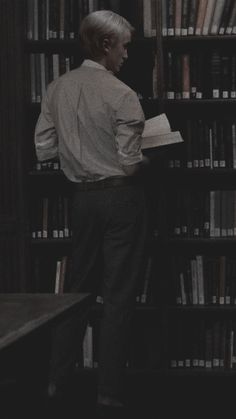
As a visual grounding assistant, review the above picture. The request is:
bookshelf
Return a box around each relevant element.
[3,0,236,402]
[159,0,236,376]
[25,0,160,300]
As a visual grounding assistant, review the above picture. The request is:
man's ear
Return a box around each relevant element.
[102,37,111,54]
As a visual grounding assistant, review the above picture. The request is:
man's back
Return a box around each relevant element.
[35,60,144,182]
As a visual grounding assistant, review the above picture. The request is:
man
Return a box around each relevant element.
[35,10,149,418]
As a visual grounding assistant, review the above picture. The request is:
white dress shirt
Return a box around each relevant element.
[34,59,145,182]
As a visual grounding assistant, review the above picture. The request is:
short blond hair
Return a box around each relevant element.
[79,10,134,59]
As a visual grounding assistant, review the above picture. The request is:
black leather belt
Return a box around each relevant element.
[74,176,140,191]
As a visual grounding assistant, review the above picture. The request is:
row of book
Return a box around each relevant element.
[32,117,236,171]
[31,195,71,239]
[168,189,236,238]
[31,252,155,305]
[169,118,236,170]
[172,254,236,306]
[30,53,76,103]
[162,0,236,37]
[26,0,120,40]
[29,50,158,103]
[30,188,236,241]
[169,316,236,370]
[83,315,236,370]
[82,317,161,369]
[165,50,236,100]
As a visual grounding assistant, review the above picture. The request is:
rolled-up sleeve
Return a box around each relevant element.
[34,91,58,161]
[115,90,145,166]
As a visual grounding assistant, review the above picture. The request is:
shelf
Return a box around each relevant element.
[163,35,236,45]
[29,169,64,177]
[31,238,72,246]
[167,304,236,312]
[166,368,236,377]
[162,98,236,106]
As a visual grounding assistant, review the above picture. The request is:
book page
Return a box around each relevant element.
[142,113,171,137]
[141,113,184,149]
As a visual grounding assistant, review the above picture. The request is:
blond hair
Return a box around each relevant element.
[79,10,134,59]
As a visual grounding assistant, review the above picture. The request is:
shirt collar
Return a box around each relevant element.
[82,59,108,72]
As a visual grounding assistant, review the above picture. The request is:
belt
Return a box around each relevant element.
[74,176,140,191]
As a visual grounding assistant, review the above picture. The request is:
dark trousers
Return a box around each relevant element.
[69,180,148,400]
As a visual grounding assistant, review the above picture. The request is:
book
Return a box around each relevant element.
[165,51,175,99]
[230,54,236,98]
[161,0,168,36]
[33,0,39,40]
[232,1,236,35]
[27,0,34,39]
[218,0,234,34]
[218,255,226,304]
[210,50,221,99]
[196,255,205,304]
[202,0,216,35]
[188,0,198,35]
[174,0,182,36]
[141,113,184,150]
[181,0,189,35]
[181,54,190,99]
[42,196,48,238]
[167,0,175,36]
[59,0,65,39]
[221,54,230,99]
[210,0,226,34]
[225,0,236,33]
[205,320,213,368]
[143,0,156,37]
[40,53,46,99]
[83,323,93,368]
[195,0,208,35]
[54,259,62,294]
[59,255,67,293]
[190,258,198,305]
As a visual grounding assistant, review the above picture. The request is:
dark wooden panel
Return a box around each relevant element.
[0,0,28,290]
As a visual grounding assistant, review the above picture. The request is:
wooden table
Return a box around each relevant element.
[0,293,92,416]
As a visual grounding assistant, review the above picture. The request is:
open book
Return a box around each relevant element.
[141,113,184,150]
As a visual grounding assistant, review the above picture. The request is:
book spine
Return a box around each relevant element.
[210,50,221,99]
[221,53,230,99]
[167,0,175,36]
[54,260,62,294]
[196,255,205,304]
[195,0,208,35]
[202,0,216,35]
[181,0,189,35]
[165,51,175,99]
[230,54,236,99]
[33,0,39,40]
[188,0,198,35]
[175,0,182,36]
[181,54,190,99]
[143,0,152,37]
[225,0,236,34]
[210,0,226,34]
[27,0,34,40]
[161,0,168,36]
[218,0,233,34]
